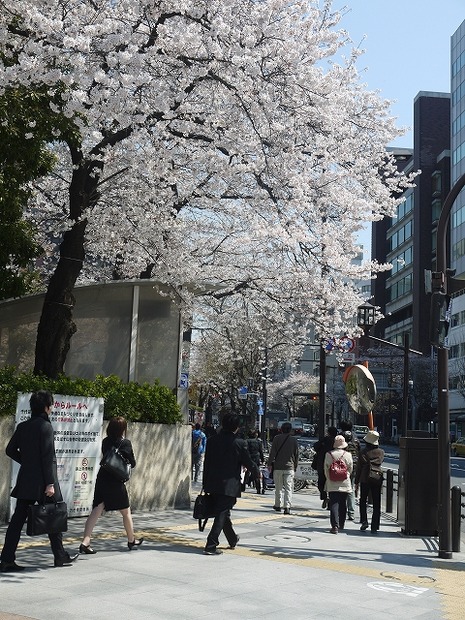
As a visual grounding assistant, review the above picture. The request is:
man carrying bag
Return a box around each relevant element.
[0,390,78,572]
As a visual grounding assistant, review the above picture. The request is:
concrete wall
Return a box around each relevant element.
[0,418,191,523]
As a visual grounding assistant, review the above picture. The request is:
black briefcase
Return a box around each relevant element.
[193,491,215,531]
[26,501,68,536]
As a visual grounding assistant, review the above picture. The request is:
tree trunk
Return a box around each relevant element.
[34,219,87,378]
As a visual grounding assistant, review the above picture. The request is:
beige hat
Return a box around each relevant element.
[363,430,380,446]
[333,435,348,450]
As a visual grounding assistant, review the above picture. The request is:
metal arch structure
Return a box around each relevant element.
[433,171,465,559]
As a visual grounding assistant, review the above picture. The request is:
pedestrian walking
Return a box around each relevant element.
[192,423,207,483]
[323,434,353,534]
[0,390,79,571]
[313,426,338,509]
[267,422,299,514]
[340,420,361,521]
[355,430,385,534]
[202,413,259,555]
[79,416,143,554]
[246,430,265,494]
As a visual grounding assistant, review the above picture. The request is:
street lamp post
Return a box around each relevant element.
[432,171,465,559]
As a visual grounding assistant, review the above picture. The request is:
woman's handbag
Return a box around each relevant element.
[100,440,132,482]
[26,499,68,536]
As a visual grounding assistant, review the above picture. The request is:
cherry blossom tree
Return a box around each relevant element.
[0,0,413,378]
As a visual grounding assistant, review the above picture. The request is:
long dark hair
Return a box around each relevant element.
[106,416,127,440]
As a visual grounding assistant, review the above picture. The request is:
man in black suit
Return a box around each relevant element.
[202,413,259,555]
[0,390,79,572]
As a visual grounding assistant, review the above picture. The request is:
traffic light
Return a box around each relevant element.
[429,291,451,348]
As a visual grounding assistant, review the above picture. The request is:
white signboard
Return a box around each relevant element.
[12,393,104,518]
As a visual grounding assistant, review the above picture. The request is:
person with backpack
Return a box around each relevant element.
[192,423,207,483]
[313,426,338,508]
[340,420,361,521]
[355,430,385,534]
[323,435,353,534]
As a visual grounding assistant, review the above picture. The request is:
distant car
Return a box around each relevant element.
[451,437,465,456]
[353,425,370,440]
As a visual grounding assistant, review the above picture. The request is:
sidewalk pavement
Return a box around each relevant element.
[0,484,464,620]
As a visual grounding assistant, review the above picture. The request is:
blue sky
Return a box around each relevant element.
[339,0,465,254]
[340,1,464,147]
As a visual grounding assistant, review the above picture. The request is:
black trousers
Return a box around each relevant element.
[328,491,347,529]
[317,471,327,500]
[205,494,237,550]
[359,481,382,531]
[0,498,66,564]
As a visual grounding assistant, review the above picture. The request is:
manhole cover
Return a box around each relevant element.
[264,534,311,543]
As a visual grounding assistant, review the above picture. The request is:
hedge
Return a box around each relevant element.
[0,367,182,424]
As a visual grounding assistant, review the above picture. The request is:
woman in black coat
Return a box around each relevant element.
[79,416,143,554]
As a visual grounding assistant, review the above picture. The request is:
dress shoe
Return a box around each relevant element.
[283,508,291,515]
[330,527,338,534]
[348,515,355,521]
[272,506,281,512]
[228,536,240,550]
[360,522,369,531]
[204,547,223,555]
[79,543,97,555]
[54,553,79,567]
[127,538,144,550]
[0,561,25,572]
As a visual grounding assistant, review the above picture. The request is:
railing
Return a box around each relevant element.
[383,471,463,551]
[451,486,465,552]
[384,468,398,514]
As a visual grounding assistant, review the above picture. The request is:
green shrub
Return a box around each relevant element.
[0,367,182,424]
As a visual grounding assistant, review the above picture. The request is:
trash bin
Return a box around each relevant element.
[397,437,438,536]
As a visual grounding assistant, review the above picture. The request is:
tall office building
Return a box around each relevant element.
[371,92,451,435]
[372,92,451,354]
[445,22,465,430]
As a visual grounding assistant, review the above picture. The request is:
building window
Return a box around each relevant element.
[452,49,465,78]
[452,205,465,228]
[388,220,414,252]
[453,109,465,136]
[387,273,413,302]
[432,171,442,194]
[432,198,442,222]
[397,193,413,221]
[452,238,465,261]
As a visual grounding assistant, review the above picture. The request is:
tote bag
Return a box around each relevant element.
[100,443,132,483]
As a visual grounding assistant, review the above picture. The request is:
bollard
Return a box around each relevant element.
[451,485,462,553]
[385,469,394,513]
